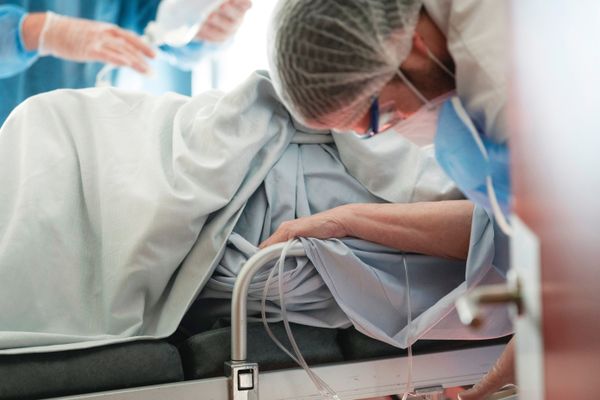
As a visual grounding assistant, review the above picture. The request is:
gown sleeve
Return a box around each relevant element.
[423,0,509,143]
[0,5,39,79]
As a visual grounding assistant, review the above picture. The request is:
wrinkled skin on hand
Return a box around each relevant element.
[459,337,516,400]
[259,207,349,249]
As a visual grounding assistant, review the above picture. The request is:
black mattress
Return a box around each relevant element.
[0,319,510,400]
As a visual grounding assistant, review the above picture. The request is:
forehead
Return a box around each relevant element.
[304,102,373,131]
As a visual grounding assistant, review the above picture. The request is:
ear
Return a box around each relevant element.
[412,32,429,56]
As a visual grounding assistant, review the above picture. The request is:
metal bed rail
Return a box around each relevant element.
[226,240,305,400]
[48,242,513,400]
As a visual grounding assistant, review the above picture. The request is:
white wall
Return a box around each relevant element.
[192,0,277,94]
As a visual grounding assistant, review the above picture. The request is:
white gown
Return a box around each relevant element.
[423,0,509,143]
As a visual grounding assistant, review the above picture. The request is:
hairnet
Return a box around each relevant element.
[268,0,423,129]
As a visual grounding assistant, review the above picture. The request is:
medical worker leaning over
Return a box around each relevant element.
[268,0,510,219]
[266,0,513,398]
[0,0,251,125]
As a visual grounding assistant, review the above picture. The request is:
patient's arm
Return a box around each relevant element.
[260,200,474,260]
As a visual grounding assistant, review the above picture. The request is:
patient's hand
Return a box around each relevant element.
[259,201,473,260]
[259,207,349,249]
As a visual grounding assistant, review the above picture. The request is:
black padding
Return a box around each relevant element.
[0,341,183,400]
[337,328,406,360]
[178,298,233,337]
[338,328,512,361]
[180,322,344,379]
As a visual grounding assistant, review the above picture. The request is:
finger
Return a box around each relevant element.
[197,21,229,37]
[205,2,247,29]
[229,0,252,12]
[201,13,236,34]
[197,1,250,42]
[196,31,229,43]
[196,22,232,43]
[218,2,247,21]
[105,39,149,68]
[102,42,149,74]
[259,232,287,249]
[95,48,134,68]
[259,224,298,249]
[100,45,149,74]
[458,339,516,400]
[110,27,156,59]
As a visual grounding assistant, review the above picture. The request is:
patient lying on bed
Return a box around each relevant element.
[0,71,510,372]
[0,70,514,397]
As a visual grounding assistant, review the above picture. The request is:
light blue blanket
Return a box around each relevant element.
[201,139,512,348]
[0,71,510,354]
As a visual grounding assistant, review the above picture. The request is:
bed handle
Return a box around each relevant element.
[456,271,522,328]
[227,240,305,400]
[230,240,306,361]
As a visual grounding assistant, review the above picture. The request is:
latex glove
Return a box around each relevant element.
[458,337,516,400]
[196,0,252,43]
[259,207,349,249]
[38,12,155,74]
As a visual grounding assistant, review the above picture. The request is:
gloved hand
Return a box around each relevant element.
[38,12,155,74]
[196,0,252,43]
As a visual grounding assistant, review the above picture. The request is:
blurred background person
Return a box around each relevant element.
[0,0,252,125]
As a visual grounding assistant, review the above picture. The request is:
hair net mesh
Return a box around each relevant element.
[268,0,423,129]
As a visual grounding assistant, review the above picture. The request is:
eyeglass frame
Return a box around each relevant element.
[356,96,406,139]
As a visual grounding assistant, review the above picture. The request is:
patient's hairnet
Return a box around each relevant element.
[268,0,423,129]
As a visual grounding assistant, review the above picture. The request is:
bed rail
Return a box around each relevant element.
[226,240,305,400]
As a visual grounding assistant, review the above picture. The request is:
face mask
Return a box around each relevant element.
[387,91,454,147]
[337,40,455,140]
[435,97,512,235]
[376,41,456,147]
[399,42,513,235]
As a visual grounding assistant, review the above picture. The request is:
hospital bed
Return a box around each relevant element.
[0,243,510,400]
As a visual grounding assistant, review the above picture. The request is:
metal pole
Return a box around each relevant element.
[230,240,306,361]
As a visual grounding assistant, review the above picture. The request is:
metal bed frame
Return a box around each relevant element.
[52,242,509,400]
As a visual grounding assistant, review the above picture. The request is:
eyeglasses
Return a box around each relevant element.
[357,97,405,139]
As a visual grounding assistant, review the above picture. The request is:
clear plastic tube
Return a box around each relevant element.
[401,254,415,400]
[425,46,456,79]
[259,243,420,399]
[95,64,115,87]
[395,42,456,113]
[260,239,340,400]
[486,175,513,236]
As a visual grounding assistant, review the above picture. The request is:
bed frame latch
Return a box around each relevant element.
[414,385,444,399]
[225,361,259,400]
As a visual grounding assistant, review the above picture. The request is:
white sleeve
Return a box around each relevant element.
[424,0,509,143]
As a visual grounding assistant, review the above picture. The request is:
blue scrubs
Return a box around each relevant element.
[0,1,213,125]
